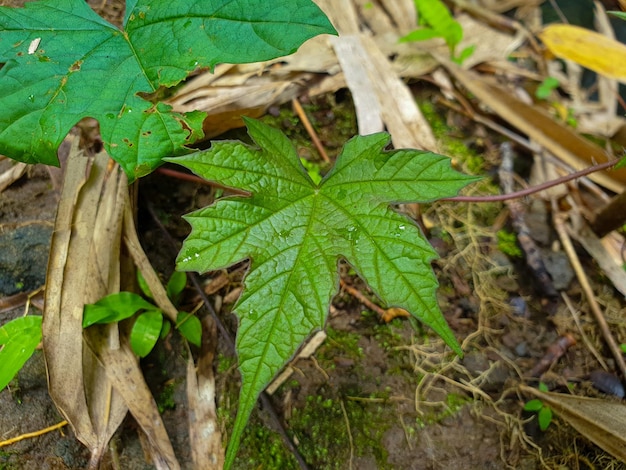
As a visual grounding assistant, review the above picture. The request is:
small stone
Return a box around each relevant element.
[509,296,528,317]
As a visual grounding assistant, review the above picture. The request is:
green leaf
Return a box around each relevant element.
[400,28,443,43]
[136,270,154,300]
[538,405,553,431]
[613,155,626,170]
[176,311,202,347]
[608,11,626,21]
[166,271,187,304]
[453,45,476,65]
[160,319,171,339]
[0,316,42,391]
[536,76,560,100]
[130,310,163,357]
[401,0,463,54]
[0,0,336,180]
[523,399,544,412]
[83,291,156,327]
[166,118,478,467]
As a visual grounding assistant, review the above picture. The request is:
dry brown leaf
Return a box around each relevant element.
[379,0,416,34]
[442,61,626,192]
[44,146,109,461]
[84,325,180,469]
[568,221,626,298]
[520,384,626,462]
[315,0,360,35]
[44,143,181,468]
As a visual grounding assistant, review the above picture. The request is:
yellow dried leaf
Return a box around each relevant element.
[540,24,626,81]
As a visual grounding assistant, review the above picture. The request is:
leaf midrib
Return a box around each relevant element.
[238,189,322,411]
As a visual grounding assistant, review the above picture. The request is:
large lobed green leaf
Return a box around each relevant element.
[0,0,335,180]
[166,118,480,467]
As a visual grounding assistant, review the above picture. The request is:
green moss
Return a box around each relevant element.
[156,379,178,413]
[372,317,404,351]
[260,93,357,165]
[414,393,471,428]
[320,325,364,362]
[235,418,299,470]
[418,100,487,174]
[287,394,391,468]
[497,229,522,258]
[217,353,236,374]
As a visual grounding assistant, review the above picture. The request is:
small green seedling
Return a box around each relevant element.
[400,0,475,64]
[0,315,42,392]
[523,382,554,431]
[620,343,626,354]
[535,76,560,100]
[83,271,201,357]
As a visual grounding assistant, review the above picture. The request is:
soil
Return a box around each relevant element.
[1,2,626,470]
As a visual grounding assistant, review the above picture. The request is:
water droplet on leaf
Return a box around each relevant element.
[346,226,359,242]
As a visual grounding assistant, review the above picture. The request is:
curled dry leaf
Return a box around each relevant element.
[44,142,179,468]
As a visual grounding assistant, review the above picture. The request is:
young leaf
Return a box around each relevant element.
[176,312,202,347]
[523,399,544,412]
[130,310,163,357]
[609,11,626,21]
[166,118,479,467]
[537,405,553,431]
[136,270,154,300]
[0,0,336,180]
[401,0,463,54]
[83,291,156,327]
[0,316,42,391]
[166,271,187,304]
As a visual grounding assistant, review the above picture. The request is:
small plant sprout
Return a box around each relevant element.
[401,0,475,64]
[83,271,201,357]
[524,382,554,431]
[535,76,560,100]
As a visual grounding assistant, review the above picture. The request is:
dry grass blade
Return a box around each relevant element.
[186,316,224,469]
[553,212,626,380]
[330,35,385,136]
[0,161,27,192]
[358,33,439,151]
[520,384,626,462]
[569,221,626,298]
[123,203,178,322]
